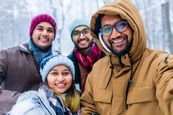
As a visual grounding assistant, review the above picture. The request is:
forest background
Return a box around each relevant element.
[0,0,173,55]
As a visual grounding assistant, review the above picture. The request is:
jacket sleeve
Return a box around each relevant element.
[155,54,173,115]
[7,99,44,115]
[80,72,96,115]
[7,90,53,115]
[0,50,8,85]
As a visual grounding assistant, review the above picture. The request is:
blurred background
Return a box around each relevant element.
[0,0,173,55]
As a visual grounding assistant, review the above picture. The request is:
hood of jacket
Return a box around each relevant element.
[90,0,146,65]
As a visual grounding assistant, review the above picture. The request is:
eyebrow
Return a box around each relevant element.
[74,27,89,31]
[36,25,44,28]
[102,20,126,27]
[36,25,54,30]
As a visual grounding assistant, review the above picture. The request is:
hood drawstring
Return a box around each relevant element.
[104,55,125,89]
[125,53,133,109]
[105,55,114,89]
[104,54,133,109]
[118,56,124,66]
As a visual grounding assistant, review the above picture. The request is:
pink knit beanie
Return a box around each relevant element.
[29,14,57,38]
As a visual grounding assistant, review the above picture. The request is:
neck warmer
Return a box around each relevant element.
[28,38,53,68]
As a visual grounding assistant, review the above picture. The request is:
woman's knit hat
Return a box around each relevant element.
[69,18,90,37]
[40,55,75,82]
[29,14,57,37]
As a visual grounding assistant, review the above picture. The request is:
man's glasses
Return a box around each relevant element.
[72,28,90,39]
[100,20,128,36]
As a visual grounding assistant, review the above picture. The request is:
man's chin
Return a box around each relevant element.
[38,44,50,51]
[78,47,89,50]
[76,44,90,50]
[110,48,126,56]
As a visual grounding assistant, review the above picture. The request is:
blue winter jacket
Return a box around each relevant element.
[7,86,77,115]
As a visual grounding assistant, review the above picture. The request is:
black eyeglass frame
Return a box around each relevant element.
[99,20,129,36]
[72,28,90,38]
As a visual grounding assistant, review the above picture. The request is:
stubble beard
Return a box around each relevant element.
[107,36,133,57]
[74,39,94,51]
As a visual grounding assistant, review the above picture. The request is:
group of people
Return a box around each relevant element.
[1,0,173,115]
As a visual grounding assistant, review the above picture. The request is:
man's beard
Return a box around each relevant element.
[107,37,133,57]
[74,39,94,51]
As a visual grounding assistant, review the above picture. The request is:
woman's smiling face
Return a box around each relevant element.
[47,65,72,94]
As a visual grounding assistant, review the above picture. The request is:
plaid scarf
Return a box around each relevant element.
[74,43,102,92]
[40,84,72,115]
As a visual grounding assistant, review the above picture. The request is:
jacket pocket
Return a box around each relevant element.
[93,90,112,103]
[127,87,156,104]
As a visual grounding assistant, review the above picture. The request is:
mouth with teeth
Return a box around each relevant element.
[111,37,126,47]
[39,37,49,43]
[55,83,66,88]
[53,82,72,94]
[78,38,88,46]
[108,35,129,54]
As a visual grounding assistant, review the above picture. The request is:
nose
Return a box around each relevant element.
[110,27,121,38]
[79,32,85,38]
[42,29,48,36]
[57,74,64,82]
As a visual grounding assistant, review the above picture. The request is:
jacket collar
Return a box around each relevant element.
[19,43,31,54]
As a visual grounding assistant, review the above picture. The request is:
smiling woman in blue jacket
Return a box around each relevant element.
[7,55,80,115]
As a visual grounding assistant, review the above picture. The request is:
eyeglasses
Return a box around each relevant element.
[72,28,90,39]
[100,20,128,36]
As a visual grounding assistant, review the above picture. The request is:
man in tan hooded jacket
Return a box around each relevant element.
[80,0,173,115]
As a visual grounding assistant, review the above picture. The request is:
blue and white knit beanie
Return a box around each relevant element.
[40,55,75,82]
[69,18,90,37]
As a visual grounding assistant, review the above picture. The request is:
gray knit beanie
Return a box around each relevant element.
[40,55,75,82]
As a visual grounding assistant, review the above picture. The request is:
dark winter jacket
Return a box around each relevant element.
[0,43,42,92]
